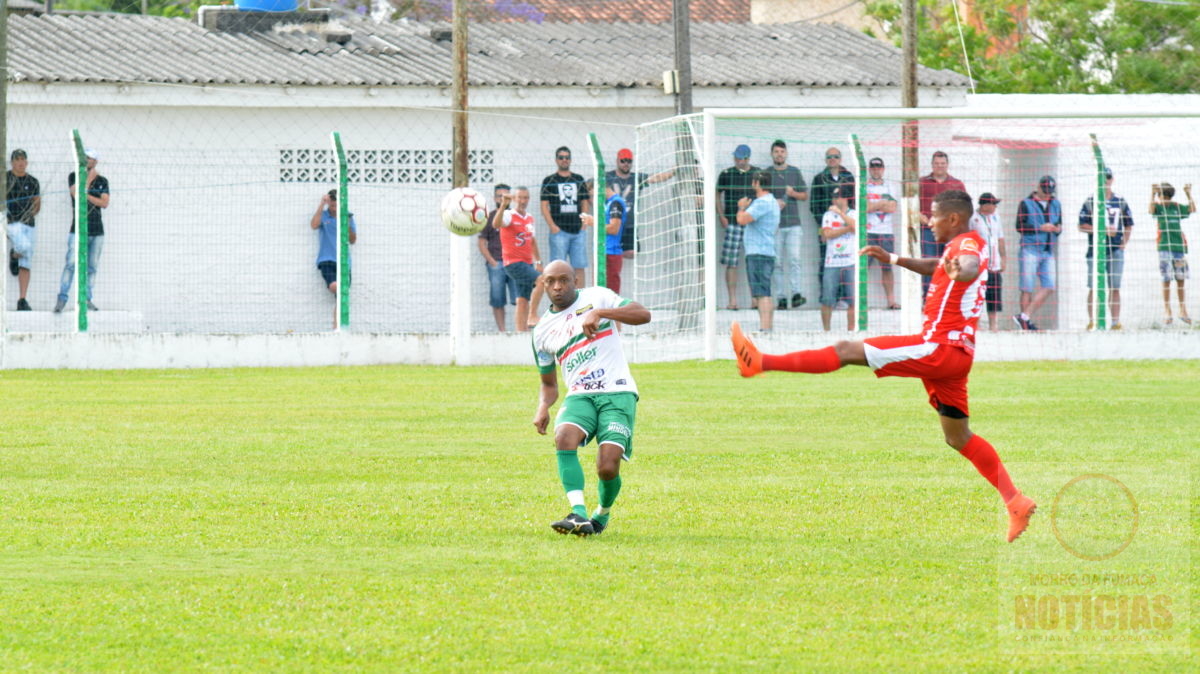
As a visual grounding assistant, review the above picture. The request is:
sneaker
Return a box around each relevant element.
[1111,322,1122,330]
[16,298,31,311]
[8,254,17,277]
[777,298,788,310]
[1025,319,1039,331]
[1005,491,1037,543]
[589,516,608,535]
[86,300,98,311]
[1012,314,1029,330]
[1086,321,1094,330]
[53,298,66,313]
[730,321,763,378]
[791,293,807,308]
[550,513,594,537]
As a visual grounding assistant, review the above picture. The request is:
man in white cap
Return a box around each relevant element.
[56,147,110,313]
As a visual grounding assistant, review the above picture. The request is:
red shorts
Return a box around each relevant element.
[863,334,974,416]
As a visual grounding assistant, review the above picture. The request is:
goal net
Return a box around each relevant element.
[631,108,1200,360]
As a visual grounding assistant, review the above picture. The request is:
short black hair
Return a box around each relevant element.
[1161,182,1176,200]
[771,139,787,150]
[932,150,949,161]
[327,188,337,201]
[494,183,511,193]
[752,170,772,189]
[555,146,571,157]
[932,189,973,220]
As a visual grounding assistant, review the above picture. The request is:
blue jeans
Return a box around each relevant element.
[59,232,103,302]
[920,227,944,295]
[772,226,803,298]
[549,229,588,268]
[1019,246,1056,292]
[487,261,517,308]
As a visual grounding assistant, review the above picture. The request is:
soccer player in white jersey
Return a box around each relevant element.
[532,260,651,536]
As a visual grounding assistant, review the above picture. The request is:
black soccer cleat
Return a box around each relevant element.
[8,254,17,277]
[589,517,608,535]
[551,513,594,537]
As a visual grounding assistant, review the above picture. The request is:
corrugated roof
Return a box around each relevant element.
[6,13,970,89]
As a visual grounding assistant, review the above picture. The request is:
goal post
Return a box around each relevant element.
[850,133,868,331]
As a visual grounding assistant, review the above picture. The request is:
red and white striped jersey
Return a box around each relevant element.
[922,231,988,353]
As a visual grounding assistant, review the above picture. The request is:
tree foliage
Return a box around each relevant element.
[864,0,1200,93]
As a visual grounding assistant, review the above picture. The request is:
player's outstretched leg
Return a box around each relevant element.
[730,322,845,377]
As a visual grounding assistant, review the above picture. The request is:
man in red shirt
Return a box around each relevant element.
[493,187,544,332]
[919,151,967,295]
[730,189,1036,543]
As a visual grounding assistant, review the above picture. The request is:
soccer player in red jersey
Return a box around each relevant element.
[731,189,1036,542]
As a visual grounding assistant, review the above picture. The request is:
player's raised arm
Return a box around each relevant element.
[859,245,940,277]
[581,301,651,338]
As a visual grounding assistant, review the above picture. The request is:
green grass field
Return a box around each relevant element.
[1,360,1196,671]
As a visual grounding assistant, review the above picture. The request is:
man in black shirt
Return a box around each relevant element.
[6,149,41,310]
[56,148,110,313]
[540,146,591,289]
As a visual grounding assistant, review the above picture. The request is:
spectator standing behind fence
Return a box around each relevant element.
[1079,168,1133,330]
[55,148,109,314]
[864,157,901,310]
[495,187,543,332]
[809,147,854,289]
[820,185,858,332]
[1013,175,1061,331]
[479,184,518,332]
[605,148,674,265]
[717,144,758,309]
[766,140,808,311]
[310,189,357,326]
[7,149,41,311]
[540,146,591,290]
[581,183,626,293]
[969,192,1005,331]
[736,170,780,332]
[918,151,967,296]
[1151,182,1194,326]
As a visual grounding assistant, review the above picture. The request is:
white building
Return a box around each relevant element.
[21,10,1124,366]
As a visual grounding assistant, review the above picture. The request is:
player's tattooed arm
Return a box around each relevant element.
[945,252,981,283]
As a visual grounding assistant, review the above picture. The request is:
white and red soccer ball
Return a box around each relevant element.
[440,187,489,236]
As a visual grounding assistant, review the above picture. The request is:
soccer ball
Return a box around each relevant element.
[440,187,489,236]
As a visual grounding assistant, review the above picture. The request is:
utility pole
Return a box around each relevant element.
[448,0,472,364]
[451,0,468,188]
[901,0,918,204]
[672,0,693,115]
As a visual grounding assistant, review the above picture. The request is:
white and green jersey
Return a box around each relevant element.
[533,286,638,397]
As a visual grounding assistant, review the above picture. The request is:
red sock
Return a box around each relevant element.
[960,434,1017,502]
[762,346,841,373]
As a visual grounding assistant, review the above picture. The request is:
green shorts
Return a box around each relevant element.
[555,392,638,460]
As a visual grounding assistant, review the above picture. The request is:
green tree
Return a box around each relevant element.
[864,0,1200,94]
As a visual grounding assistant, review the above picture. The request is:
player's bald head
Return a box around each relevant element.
[543,260,573,277]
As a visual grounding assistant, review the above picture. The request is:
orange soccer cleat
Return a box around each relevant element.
[730,322,763,378]
[1005,491,1037,543]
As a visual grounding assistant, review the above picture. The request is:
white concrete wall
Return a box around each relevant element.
[3,81,953,342]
